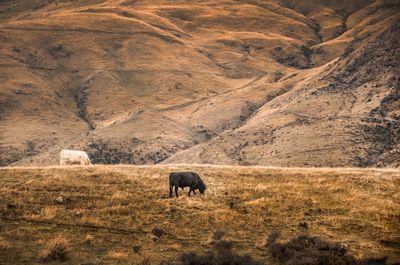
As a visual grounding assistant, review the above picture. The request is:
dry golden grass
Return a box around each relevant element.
[0,236,11,250]
[39,235,70,262]
[0,165,399,264]
[107,250,128,259]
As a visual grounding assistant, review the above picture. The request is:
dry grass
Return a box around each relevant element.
[0,236,11,250]
[39,235,70,262]
[107,250,129,259]
[0,165,399,264]
[84,234,94,245]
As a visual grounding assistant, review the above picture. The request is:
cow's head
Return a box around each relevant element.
[198,181,206,194]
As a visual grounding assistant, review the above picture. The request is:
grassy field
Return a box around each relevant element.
[0,165,399,264]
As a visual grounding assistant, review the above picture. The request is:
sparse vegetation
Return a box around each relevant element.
[163,238,263,265]
[273,71,285,82]
[0,2,399,265]
[87,141,134,164]
[0,237,11,250]
[39,235,70,262]
[1,1,399,169]
[137,256,152,265]
[84,234,94,245]
[300,45,313,62]
[107,250,128,259]
[0,165,399,264]
[266,232,389,265]
[26,141,37,156]
[164,232,395,265]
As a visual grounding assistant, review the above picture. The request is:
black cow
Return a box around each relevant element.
[169,172,206,198]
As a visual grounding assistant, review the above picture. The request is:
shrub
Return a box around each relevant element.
[162,238,263,265]
[137,257,151,265]
[207,230,225,244]
[267,232,389,265]
[39,235,70,262]
[152,227,165,238]
[84,234,94,245]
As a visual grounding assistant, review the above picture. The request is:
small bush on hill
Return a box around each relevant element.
[267,232,389,265]
[162,238,263,265]
[163,232,394,265]
[39,235,70,262]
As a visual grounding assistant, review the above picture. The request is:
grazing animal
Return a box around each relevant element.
[60,149,91,166]
[169,172,206,198]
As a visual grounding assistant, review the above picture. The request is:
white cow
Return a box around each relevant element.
[60,150,91,166]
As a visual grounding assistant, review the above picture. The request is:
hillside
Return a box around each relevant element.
[0,165,399,264]
[0,0,399,166]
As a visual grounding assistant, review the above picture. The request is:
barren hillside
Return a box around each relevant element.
[0,0,399,166]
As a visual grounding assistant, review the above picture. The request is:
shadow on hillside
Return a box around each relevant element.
[160,231,396,265]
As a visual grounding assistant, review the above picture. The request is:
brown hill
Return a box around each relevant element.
[0,0,399,166]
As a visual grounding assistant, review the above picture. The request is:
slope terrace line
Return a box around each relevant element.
[0,64,222,76]
[158,73,268,112]
[0,26,183,44]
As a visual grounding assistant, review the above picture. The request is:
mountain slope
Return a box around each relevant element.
[166,16,400,167]
[0,0,399,167]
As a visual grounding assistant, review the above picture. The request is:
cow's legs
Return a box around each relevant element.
[190,185,196,196]
[188,188,192,196]
[169,185,173,197]
[175,186,179,198]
